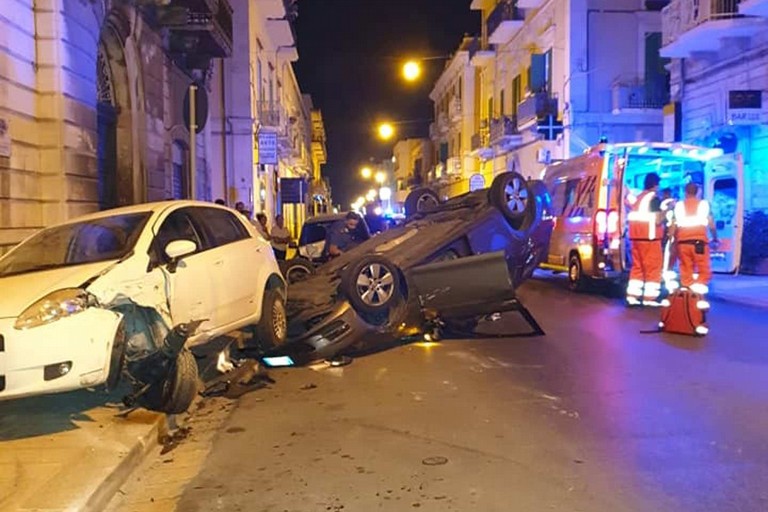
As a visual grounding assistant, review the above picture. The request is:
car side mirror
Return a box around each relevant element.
[165,239,197,273]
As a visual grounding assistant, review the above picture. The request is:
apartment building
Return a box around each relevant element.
[661,0,768,213]
[466,0,668,182]
[428,37,479,198]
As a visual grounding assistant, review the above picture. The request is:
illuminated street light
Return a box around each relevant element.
[402,60,422,82]
[377,122,395,141]
[374,171,386,185]
[379,187,392,201]
[366,189,377,202]
[360,166,373,179]
[356,196,365,205]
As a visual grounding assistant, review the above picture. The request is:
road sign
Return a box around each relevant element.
[280,178,306,204]
[469,173,485,191]
[258,131,278,165]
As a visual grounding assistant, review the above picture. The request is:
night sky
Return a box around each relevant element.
[294,0,480,207]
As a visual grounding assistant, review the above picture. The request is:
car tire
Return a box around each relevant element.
[105,319,127,391]
[489,171,534,230]
[342,255,402,315]
[138,349,199,415]
[568,254,589,293]
[404,188,440,217]
[279,257,315,284]
[254,290,288,350]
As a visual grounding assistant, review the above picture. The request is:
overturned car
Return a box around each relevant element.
[0,201,286,413]
[263,171,554,366]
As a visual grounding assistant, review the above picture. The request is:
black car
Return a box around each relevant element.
[262,171,554,366]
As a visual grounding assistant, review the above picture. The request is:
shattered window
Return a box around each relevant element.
[0,212,150,277]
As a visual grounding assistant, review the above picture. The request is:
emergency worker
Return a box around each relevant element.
[671,182,718,299]
[626,173,663,306]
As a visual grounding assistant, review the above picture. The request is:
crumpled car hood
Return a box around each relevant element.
[0,261,115,318]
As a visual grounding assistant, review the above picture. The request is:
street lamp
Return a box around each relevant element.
[366,189,377,202]
[377,122,395,141]
[402,60,422,82]
[360,166,373,179]
[374,171,386,185]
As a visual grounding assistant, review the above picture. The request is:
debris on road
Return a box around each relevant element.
[300,383,318,390]
[421,456,448,466]
[201,359,274,399]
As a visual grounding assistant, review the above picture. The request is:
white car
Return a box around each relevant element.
[0,201,286,413]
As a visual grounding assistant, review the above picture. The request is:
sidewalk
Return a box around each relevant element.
[710,273,768,309]
[0,388,168,512]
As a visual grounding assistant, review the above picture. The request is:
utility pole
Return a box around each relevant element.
[189,84,197,200]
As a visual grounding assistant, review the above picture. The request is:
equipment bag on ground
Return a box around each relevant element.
[659,289,709,337]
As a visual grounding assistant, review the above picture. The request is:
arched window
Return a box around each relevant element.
[172,141,189,199]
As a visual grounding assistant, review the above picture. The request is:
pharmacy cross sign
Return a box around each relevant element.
[537,115,563,141]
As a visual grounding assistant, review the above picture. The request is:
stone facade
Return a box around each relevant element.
[0,0,219,254]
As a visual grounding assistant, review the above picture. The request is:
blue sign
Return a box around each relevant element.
[469,173,485,191]
[538,115,563,141]
[281,178,306,204]
[258,131,278,165]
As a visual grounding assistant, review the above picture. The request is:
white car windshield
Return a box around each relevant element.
[0,212,151,278]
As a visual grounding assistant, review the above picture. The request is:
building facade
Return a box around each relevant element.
[393,138,433,208]
[0,0,324,254]
[428,38,479,198]
[661,0,768,213]
[422,0,668,198]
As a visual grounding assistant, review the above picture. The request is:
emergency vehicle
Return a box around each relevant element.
[540,142,743,291]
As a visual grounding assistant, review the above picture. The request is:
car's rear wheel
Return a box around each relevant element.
[568,254,589,293]
[404,188,440,217]
[138,349,199,414]
[342,255,402,315]
[489,171,534,230]
[279,258,315,284]
[254,290,288,349]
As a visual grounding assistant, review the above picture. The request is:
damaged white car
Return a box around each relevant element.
[0,201,286,413]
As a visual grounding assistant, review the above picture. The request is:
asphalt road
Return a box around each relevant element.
[143,274,768,512]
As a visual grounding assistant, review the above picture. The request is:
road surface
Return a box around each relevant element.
[112,274,768,512]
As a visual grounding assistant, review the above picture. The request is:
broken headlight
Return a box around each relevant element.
[15,288,95,330]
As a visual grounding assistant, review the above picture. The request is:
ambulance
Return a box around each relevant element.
[540,142,743,291]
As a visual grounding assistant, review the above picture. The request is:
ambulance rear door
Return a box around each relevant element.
[705,153,744,273]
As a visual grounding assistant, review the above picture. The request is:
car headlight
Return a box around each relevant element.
[14,288,95,330]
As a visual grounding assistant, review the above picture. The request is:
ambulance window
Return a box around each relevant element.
[551,182,567,216]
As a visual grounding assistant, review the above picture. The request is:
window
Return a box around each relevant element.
[193,207,250,248]
[512,75,521,116]
[153,209,203,263]
[500,89,506,116]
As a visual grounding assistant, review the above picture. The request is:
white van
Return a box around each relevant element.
[540,142,744,291]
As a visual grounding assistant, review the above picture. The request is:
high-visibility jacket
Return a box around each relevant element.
[674,198,710,242]
[627,190,660,241]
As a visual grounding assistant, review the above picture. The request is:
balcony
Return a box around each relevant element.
[489,115,523,147]
[161,0,233,65]
[661,0,766,58]
[448,97,462,122]
[487,1,525,45]
[611,82,669,113]
[258,101,284,127]
[517,92,558,130]
[740,0,768,16]
[446,156,462,175]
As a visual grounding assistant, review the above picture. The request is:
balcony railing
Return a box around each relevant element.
[517,92,558,129]
[487,1,524,44]
[258,101,285,127]
[662,0,745,47]
[449,97,462,122]
[163,0,234,60]
[612,82,669,112]
[489,115,519,145]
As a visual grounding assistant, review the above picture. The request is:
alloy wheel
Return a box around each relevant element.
[504,177,529,214]
[416,193,438,212]
[272,300,287,342]
[356,263,395,306]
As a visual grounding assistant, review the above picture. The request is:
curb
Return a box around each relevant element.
[81,412,169,512]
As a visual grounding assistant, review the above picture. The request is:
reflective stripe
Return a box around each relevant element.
[695,325,709,335]
[627,297,641,306]
[697,300,710,310]
[627,279,644,297]
[628,191,659,240]
[691,283,709,294]
[674,200,710,228]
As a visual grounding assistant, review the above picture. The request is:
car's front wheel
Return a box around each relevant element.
[138,349,199,414]
[342,255,402,315]
[254,289,288,349]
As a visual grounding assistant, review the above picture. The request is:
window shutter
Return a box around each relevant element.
[528,54,546,93]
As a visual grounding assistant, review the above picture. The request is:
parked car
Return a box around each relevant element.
[281,212,371,284]
[261,171,554,367]
[0,201,286,413]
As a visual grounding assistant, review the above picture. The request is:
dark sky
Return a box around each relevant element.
[294,0,480,207]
